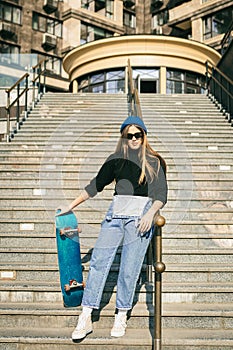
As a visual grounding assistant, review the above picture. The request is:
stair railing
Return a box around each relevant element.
[127,59,166,350]
[4,58,47,142]
[205,60,233,124]
[127,59,142,117]
[147,215,166,350]
[32,58,47,108]
[5,73,29,143]
[220,19,233,55]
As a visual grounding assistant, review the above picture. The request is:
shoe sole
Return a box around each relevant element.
[72,329,93,340]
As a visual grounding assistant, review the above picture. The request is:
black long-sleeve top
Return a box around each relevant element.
[85,150,167,205]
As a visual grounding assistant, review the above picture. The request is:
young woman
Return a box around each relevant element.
[60,116,167,340]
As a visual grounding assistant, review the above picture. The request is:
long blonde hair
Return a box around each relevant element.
[115,124,166,184]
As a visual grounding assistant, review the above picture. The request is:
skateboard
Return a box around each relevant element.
[55,209,84,307]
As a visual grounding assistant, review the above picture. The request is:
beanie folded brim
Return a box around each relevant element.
[120,116,147,134]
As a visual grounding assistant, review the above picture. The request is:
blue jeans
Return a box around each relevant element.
[81,200,153,310]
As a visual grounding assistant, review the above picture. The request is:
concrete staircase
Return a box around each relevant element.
[0,92,232,349]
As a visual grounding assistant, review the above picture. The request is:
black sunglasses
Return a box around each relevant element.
[126,132,143,140]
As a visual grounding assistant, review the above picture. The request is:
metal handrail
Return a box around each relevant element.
[205,60,233,123]
[220,19,233,54]
[147,215,166,350]
[32,58,47,107]
[4,58,47,142]
[127,59,134,115]
[127,59,142,117]
[134,88,142,119]
[127,59,166,349]
[5,73,29,143]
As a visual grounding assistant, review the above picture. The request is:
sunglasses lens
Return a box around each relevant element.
[127,132,142,140]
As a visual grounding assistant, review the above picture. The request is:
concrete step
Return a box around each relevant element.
[10,129,232,139]
[0,205,232,219]
[0,278,233,304]
[29,105,223,113]
[0,246,232,265]
[1,166,233,178]
[0,151,232,160]
[19,116,229,125]
[1,155,233,166]
[0,181,232,194]
[0,302,232,329]
[0,187,232,200]
[0,177,232,187]
[0,259,232,283]
[2,139,232,149]
[16,115,229,124]
[0,326,232,349]
[0,229,232,248]
[0,198,232,212]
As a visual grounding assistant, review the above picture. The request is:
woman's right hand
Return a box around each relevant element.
[55,205,72,216]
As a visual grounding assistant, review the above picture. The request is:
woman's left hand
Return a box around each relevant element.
[138,200,164,234]
[138,209,155,233]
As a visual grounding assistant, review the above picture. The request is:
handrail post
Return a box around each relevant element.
[43,60,46,94]
[205,61,209,95]
[154,215,166,350]
[38,64,41,101]
[16,84,20,132]
[32,66,36,108]
[127,59,134,116]
[24,75,28,120]
[6,90,11,142]
[212,66,215,99]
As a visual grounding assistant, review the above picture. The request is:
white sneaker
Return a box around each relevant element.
[72,313,93,340]
[111,313,127,337]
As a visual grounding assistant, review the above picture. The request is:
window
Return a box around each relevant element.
[152,9,169,28]
[133,68,159,80]
[81,0,89,9]
[203,8,233,40]
[0,42,20,65]
[95,0,105,12]
[106,0,114,19]
[132,68,159,93]
[0,3,21,24]
[166,69,205,94]
[106,70,125,93]
[46,56,61,75]
[31,51,62,75]
[167,0,191,9]
[123,11,136,28]
[0,73,18,87]
[32,13,62,37]
[81,0,114,19]
[0,42,19,55]
[81,22,113,44]
[78,69,125,93]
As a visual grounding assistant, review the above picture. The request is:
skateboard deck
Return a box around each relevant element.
[55,210,84,307]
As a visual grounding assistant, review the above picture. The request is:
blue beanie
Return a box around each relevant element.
[120,116,147,134]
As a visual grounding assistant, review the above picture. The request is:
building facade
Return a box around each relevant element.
[0,0,232,92]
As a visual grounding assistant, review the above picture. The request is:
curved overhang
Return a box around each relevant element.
[63,35,221,82]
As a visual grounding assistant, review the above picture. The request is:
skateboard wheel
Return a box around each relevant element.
[64,284,70,292]
[64,280,85,292]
